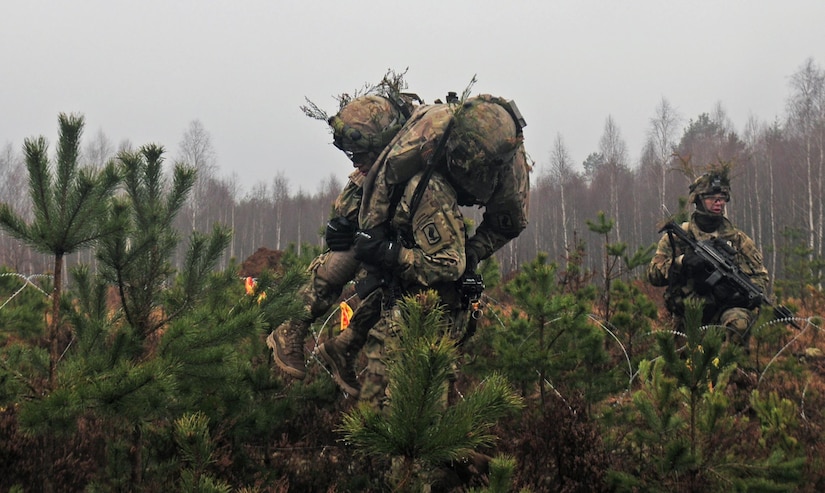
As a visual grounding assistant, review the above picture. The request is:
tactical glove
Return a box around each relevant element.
[325,216,357,251]
[680,251,707,276]
[713,282,762,310]
[354,227,400,271]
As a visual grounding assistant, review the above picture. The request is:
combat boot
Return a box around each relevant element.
[266,319,310,379]
[315,326,366,396]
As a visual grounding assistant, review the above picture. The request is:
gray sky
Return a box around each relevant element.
[3,1,824,195]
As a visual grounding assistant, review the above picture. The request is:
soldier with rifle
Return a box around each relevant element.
[648,167,770,347]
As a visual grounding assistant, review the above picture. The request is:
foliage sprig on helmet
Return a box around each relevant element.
[300,69,420,159]
[688,161,733,209]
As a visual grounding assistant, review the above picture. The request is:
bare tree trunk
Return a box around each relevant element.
[769,148,777,290]
[559,183,568,265]
[817,135,824,262]
[806,137,815,260]
[130,423,143,487]
[650,97,680,213]
[48,253,63,389]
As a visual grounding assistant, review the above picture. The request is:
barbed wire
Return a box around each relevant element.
[756,316,821,385]
[239,276,825,409]
[0,272,52,310]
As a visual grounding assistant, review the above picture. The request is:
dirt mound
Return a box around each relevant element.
[239,247,285,278]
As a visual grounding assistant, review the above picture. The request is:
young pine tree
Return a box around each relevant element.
[7,143,307,490]
[495,252,608,408]
[605,299,805,491]
[340,291,523,492]
[0,113,120,388]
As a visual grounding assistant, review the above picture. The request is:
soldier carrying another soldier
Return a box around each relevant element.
[336,91,531,409]
[267,84,420,386]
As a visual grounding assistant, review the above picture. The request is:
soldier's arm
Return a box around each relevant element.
[331,171,365,222]
[466,147,530,263]
[648,233,676,287]
[395,173,466,286]
[735,232,769,292]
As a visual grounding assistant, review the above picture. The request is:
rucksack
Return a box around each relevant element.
[360,95,526,230]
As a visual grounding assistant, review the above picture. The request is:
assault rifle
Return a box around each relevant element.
[659,220,803,331]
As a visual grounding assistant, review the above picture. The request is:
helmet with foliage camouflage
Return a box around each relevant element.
[688,171,731,207]
[328,95,408,160]
[444,94,524,203]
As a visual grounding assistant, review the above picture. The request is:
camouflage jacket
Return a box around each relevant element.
[391,170,466,290]
[647,214,769,314]
[331,170,366,223]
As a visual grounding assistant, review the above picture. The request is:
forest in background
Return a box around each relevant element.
[1,58,825,492]
[1,58,824,297]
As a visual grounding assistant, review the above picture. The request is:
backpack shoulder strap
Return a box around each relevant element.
[407,117,455,218]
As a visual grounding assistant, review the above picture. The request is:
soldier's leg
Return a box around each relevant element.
[315,289,382,396]
[720,307,756,349]
[268,318,312,379]
[359,304,402,414]
[269,249,360,379]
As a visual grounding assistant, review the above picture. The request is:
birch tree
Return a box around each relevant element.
[647,97,681,209]
[272,172,289,250]
[786,58,825,260]
[177,119,217,232]
[550,133,574,260]
[598,115,629,242]
[82,127,115,170]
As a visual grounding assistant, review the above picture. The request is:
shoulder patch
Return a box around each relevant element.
[422,222,442,245]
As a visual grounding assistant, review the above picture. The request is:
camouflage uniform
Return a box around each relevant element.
[267,171,365,379]
[358,170,466,409]
[355,94,529,410]
[301,171,364,319]
[464,143,530,265]
[648,173,769,346]
[268,94,414,382]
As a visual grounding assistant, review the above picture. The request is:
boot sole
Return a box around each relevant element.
[266,332,306,380]
[316,343,360,397]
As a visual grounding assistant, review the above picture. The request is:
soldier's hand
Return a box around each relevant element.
[713,283,761,310]
[465,249,480,274]
[325,216,356,251]
[354,227,400,270]
[680,251,707,276]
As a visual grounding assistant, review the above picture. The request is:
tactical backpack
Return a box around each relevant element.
[360,94,526,231]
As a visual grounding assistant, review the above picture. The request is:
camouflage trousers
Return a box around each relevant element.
[359,301,402,413]
[672,304,757,348]
[359,292,468,413]
[667,291,757,348]
[718,307,756,347]
[301,249,362,320]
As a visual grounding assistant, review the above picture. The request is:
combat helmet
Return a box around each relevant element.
[328,95,409,161]
[444,94,524,204]
[688,171,731,209]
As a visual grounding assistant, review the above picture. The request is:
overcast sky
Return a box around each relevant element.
[3,1,824,195]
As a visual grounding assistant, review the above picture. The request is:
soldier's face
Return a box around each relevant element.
[702,194,727,214]
[350,151,375,175]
